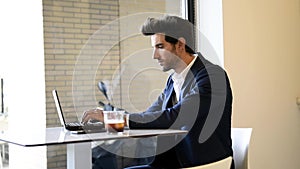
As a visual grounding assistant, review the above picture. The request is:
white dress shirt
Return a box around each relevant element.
[171,56,197,101]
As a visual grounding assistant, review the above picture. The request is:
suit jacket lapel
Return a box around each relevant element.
[164,55,206,107]
[163,81,175,109]
[179,56,205,101]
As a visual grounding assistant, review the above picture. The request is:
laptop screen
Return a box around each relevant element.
[52,89,67,127]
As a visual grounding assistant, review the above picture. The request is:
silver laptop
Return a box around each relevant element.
[52,89,105,133]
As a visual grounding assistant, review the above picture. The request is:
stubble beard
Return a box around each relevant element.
[162,46,180,72]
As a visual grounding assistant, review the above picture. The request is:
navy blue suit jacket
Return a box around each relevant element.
[129,54,233,168]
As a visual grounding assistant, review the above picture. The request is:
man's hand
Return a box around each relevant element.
[81,108,103,124]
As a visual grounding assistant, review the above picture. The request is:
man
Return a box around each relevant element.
[82,15,234,169]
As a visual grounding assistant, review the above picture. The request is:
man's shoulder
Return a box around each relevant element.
[189,56,230,88]
[193,55,227,75]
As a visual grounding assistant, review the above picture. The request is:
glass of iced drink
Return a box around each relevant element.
[103,111,125,134]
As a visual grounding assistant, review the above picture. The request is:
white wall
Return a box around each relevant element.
[223,0,300,168]
[0,0,46,168]
[196,0,224,67]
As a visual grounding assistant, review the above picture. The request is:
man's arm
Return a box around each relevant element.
[128,69,211,130]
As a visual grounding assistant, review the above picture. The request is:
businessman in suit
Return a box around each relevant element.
[82,15,234,169]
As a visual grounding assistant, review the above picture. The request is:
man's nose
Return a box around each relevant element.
[152,48,159,59]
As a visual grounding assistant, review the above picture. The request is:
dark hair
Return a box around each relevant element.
[141,15,195,54]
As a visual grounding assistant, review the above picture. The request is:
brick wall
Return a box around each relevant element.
[43,0,119,168]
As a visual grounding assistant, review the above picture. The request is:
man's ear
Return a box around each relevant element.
[178,37,186,50]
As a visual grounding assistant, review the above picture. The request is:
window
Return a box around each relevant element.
[43,0,188,168]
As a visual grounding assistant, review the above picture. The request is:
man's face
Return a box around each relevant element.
[151,34,181,72]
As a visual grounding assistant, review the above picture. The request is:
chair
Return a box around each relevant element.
[182,156,232,169]
[0,153,2,169]
[0,142,3,169]
[231,128,252,169]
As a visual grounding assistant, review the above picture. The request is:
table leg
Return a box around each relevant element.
[67,142,92,169]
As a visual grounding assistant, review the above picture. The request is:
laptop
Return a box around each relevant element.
[52,89,105,133]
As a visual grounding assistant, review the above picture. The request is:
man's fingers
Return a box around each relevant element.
[81,109,103,124]
[81,112,90,124]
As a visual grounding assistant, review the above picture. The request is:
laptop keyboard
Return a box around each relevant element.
[65,121,105,131]
[67,122,83,127]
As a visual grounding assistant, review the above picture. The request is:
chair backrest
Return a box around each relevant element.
[0,154,2,169]
[182,156,232,169]
[231,128,252,169]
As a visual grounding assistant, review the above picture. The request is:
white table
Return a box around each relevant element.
[0,127,187,169]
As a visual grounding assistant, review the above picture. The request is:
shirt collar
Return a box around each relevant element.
[172,56,197,83]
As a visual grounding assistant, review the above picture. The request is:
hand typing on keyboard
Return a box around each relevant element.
[81,107,104,125]
[81,103,126,125]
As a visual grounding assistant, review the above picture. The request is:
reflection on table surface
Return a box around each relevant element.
[0,127,187,147]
